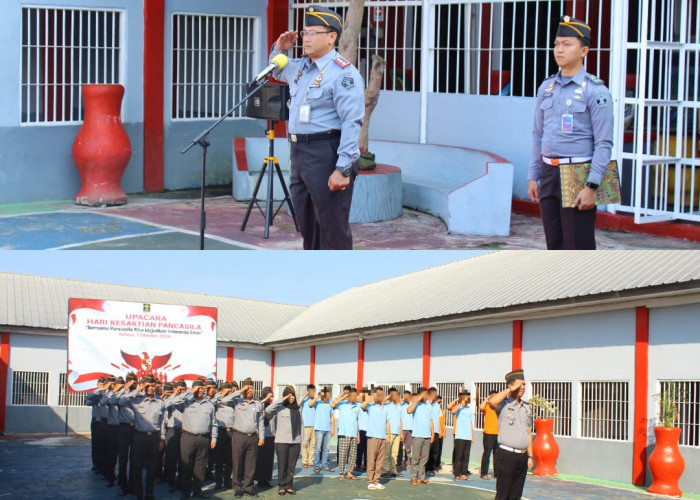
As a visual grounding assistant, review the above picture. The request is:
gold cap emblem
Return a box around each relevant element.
[563,15,570,22]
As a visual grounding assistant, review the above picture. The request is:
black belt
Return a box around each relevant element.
[289,129,340,143]
[135,430,160,437]
[119,422,134,427]
[183,430,210,438]
[219,426,234,432]
[234,429,257,438]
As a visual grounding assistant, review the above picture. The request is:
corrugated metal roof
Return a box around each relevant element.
[266,250,700,343]
[0,272,306,345]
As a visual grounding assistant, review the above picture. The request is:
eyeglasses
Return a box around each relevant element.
[300,30,333,39]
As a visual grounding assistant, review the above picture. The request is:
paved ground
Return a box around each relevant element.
[0,188,698,250]
[1,434,694,500]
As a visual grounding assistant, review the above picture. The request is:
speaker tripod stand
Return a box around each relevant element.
[240,121,299,239]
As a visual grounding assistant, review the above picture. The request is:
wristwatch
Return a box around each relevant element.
[336,165,352,178]
[586,181,599,190]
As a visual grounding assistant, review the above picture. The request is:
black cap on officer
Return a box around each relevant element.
[221,382,232,390]
[192,379,204,388]
[505,369,525,385]
[126,373,137,382]
[175,379,187,388]
[205,378,217,387]
[556,15,591,47]
[162,383,173,392]
[305,5,343,36]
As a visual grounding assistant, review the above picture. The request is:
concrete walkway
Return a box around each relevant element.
[0,434,696,500]
[0,189,698,250]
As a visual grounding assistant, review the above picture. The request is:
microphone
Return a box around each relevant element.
[252,54,288,84]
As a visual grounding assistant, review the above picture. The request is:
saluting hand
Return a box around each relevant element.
[572,186,596,211]
[328,170,351,192]
[276,31,298,50]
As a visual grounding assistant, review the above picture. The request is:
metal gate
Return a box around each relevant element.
[615,0,699,223]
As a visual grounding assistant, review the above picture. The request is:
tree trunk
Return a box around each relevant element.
[359,55,386,152]
[337,0,364,65]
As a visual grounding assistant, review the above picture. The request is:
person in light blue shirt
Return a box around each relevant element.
[360,388,391,490]
[407,387,434,484]
[356,389,370,471]
[310,387,334,472]
[382,388,403,477]
[427,387,442,473]
[300,384,318,467]
[399,390,413,469]
[331,386,361,480]
[450,390,475,481]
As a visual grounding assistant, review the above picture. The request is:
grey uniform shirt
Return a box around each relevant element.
[112,389,135,424]
[221,391,265,437]
[101,390,118,425]
[167,392,218,444]
[529,66,614,185]
[270,44,364,169]
[85,389,103,420]
[163,394,183,429]
[119,391,166,439]
[496,396,532,451]
[266,400,304,445]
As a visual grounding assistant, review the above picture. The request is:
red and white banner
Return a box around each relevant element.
[67,298,217,392]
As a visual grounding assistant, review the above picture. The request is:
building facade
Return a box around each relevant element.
[1,251,699,492]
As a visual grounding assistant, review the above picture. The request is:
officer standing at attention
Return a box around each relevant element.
[167,379,218,500]
[119,375,166,500]
[213,382,235,491]
[270,5,365,250]
[528,16,614,250]
[487,369,533,500]
[164,380,186,492]
[115,374,138,496]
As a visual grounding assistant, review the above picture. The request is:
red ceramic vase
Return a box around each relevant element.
[533,418,559,476]
[72,84,131,206]
[648,426,685,497]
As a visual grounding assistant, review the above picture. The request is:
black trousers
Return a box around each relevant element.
[132,431,160,500]
[163,427,182,487]
[289,136,357,250]
[494,447,528,500]
[215,428,233,487]
[453,438,472,477]
[481,433,498,477]
[275,443,301,490]
[95,420,108,474]
[355,430,367,469]
[91,418,99,469]
[180,431,210,495]
[255,436,275,484]
[105,424,120,481]
[426,433,441,472]
[117,423,133,492]
[232,431,259,493]
[539,161,596,249]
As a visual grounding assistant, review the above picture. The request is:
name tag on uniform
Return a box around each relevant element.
[561,113,574,133]
[299,104,310,124]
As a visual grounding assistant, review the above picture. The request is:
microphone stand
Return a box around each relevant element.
[181,76,272,250]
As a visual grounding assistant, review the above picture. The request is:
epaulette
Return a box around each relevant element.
[334,55,351,68]
[586,74,605,85]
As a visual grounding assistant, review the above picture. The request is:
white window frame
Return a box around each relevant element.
[658,379,700,448]
[579,380,630,442]
[10,370,50,406]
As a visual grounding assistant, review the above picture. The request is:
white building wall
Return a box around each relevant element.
[648,303,700,493]
[9,333,67,407]
[275,347,310,386]
[431,323,512,386]
[315,341,356,388]
[364,332,422,385]
[233,347,271,385]
[216,345,228,380]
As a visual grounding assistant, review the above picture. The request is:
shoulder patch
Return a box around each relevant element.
[341,76,354,90]
[594,91,610,107]
[587,74,605,85]
[334,56,351,68]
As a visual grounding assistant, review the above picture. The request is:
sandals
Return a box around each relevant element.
[313,467,321,474]
[278,490,286,496]
[286,489,297,495]
[346,474,359,481]
[338,475,346,481]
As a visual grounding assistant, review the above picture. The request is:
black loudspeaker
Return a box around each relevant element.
[245,83,290,121]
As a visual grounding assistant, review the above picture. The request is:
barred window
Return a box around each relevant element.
[530,381,572,437]
[172,14,257,120]
[316,383,334,400]
[11,371,49,405]
[21,7,122,124]
[659,380,700,447]
[580,381,629,441]
[436,382,463,427]
[58,373,86,406]
[474,381,506,429]
[239,379,263,399]
[276,384,308,400]
[291,1,422,92]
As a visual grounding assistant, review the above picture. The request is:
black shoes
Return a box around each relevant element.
[234,492,244,498]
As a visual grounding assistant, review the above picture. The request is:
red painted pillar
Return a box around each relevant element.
[143,0,165,192]
[512,320,523,370]
[632,306,649,486]
[309,346,316,385]
[0,333,10,432]
[226,347,234,381]
[270,350,276,388]
[422,331,431,388]
[266,0,289,137]
[356,340,365,390]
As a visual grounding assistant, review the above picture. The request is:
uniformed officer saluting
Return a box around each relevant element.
[271,5,365,250]
[487,369,533,500]
[528,16,614,250]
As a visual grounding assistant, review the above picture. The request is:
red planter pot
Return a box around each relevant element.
[648,426,685,497]
[72,84,131,206]
[533,418,559,476]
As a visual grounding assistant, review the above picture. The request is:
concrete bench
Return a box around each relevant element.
[233,137,513,236]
